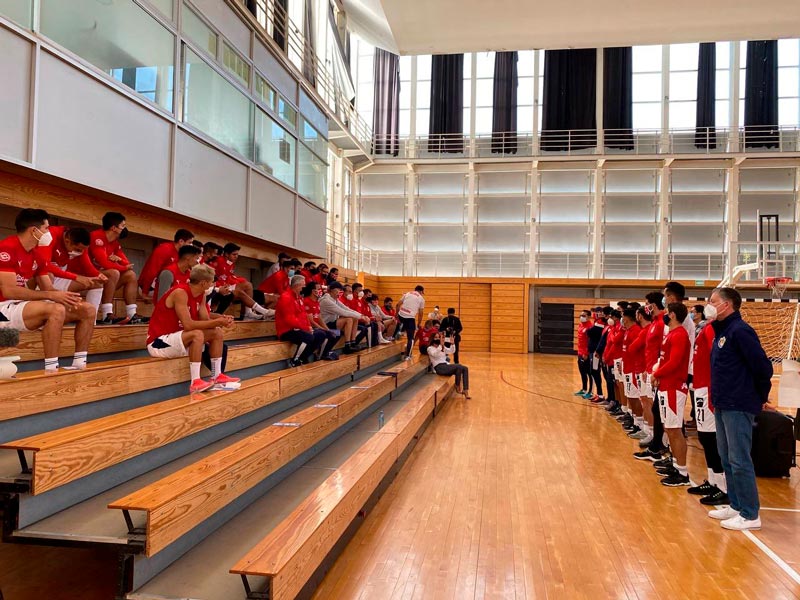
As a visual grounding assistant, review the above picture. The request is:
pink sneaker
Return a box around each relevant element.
[213,373,240,385]
[189,378,214,393]
[212,373,241,390]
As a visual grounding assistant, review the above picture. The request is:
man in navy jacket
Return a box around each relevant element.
[706,287,773,531]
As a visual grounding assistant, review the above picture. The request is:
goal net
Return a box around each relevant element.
[739,302,800,365]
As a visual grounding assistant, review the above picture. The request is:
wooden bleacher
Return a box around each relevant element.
[230,372,455,600]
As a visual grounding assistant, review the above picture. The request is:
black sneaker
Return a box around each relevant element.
[625,426,641,436]
[656,465,678,477]
[633,449,662,461]
[96,314,114,326]
[653,457,673,469]
[700,490,730,505]
[687,480,718,496]
[287,358,303,368]
[605,403,619,412]
[609,408,624,417]
[342,345,357,355]
[622,422,637,432]
[661,472,691,487]
[322,351,339,361]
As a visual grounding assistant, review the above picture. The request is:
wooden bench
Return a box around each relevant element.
[1,344,403,495]
[229,374,455,600]
[0,321,277,362]
[108,357,423,557]
[0,340,292,422]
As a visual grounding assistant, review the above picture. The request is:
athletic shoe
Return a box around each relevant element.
[287,358,303,368]
[322,351,339,361]
[656,466,679,477]
[687,480,717,496]
[700,490,730,506]
[189,378,214,394]
[622,422,637,432]
[628,429,649,439]
[637,433,654,447]
[661,472,691,487]
[653,457,673,469]
[590,395,606,404]
[114,313,148,325]
[721,515,761,531]
[243,313,266,321]
[608,408,624,417]
[96,314,114,326]
[614,412,629,421]
[342,345,358,355]
[709,507,738,520]
[212,373,241,390]
[633,449,662,461]
[581,391,594,399]
[574,390,587,396]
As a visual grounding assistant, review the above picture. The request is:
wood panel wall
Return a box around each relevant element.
[490,283,528,353]
[458,283,490,352]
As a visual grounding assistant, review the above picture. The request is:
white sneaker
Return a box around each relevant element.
[708,507,738,520]
[378,335,392,344]
[721,515,761,531]
[243,312,265,321]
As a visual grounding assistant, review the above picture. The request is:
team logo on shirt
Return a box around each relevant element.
[718,337,726,348]
[0,252,9,262]
[95,239,104,246]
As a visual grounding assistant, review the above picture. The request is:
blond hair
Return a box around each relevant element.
[189,263,216,284]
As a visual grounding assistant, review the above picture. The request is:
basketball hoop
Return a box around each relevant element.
[765,276,792,299]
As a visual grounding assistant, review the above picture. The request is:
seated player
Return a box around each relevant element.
[342,283,375,348]
[264,252,290,280]
[299,261,317,284]
[35,225,107,317]
[368,295,397,341]
[0,209,96,372]
[211,243,274,320]
[427,336,470,399]
[257,258,300,301]
[318,281,370,354]
[415,319,439,356]
[276,275,328,367]
[300,281,340,360]
[138,228,194,297]
[146,264,239,393]
[652,302,692,486]
[313,264,329,286]
[326,267,339,285]
[200,241,221,264]
[153,244,202,302]
[90,212,145,324]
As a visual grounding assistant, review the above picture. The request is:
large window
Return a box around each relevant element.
[778,39,800,126]
[183,48,254,159]
[632,45,663,129]
[298,144,328,208]
[399,55,412,136]
[415,55,431,136]
[668,43,698,129]
[517,51,535,134]
[182,4,217,58]
[41,0,175,111]
[0,0,33,28]
[255,109,295,187]
[474,52,494,135]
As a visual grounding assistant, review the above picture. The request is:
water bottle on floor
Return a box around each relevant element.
[378,409,385,429]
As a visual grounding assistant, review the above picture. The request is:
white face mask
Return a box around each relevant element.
[345,293,353,301]
[579,316,588,323]
[357,291,364,298]
[607,318,615,326]
[35,228,53,247]
[226,259,234,266]
[204,285,214,297]
[703,303,717,320]
[68,250,83,258]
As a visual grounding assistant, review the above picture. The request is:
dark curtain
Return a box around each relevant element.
[744,40,779,148]
[695,42,717,149]
[272,0,287,51]
[541,49,597,151]
[246,0,257,18]
[603,47,633,150]
[302,0,317,86]
[372,49,401,156]
[491,51,518,154]
[429,54,464,153]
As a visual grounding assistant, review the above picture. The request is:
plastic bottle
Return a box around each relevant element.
[378,409,385,429]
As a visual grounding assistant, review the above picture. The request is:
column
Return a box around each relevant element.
[657,163,671,279]
[590,163,605,278]
[465,165,476,276]
[528,162,540,277]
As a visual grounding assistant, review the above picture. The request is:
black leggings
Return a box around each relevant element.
[577,356,591,392]
[648,394,666,453]
[602,363,616,403]
[590,358,603,397]
[399,317,417,356]
[698,430,724,473]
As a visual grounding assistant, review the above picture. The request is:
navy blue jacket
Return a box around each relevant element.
[710,311,773,414]
[587,320,605,355]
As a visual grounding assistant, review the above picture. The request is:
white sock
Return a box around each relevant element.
[100,303,113,317]
[635,416,643,427]
[126,304,137,318]
[714,471,727,493]
[675,464,688,476]
[252,303,268,316]
[44,357,59,372]
[86,288,102,312]
[190,362,201,381]
[211,357,222,379]
[707,468,714,484]
[72,351,87,369]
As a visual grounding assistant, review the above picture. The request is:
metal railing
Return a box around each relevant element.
[371,126,800,160]
[325,227,379,273]
[729,241,800,283]
[601,253,659,279]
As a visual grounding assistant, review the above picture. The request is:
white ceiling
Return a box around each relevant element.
[348,0,800,55]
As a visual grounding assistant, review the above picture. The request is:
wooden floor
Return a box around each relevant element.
[313,353,800,600]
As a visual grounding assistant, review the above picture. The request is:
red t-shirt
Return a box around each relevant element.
[692,324,714,391]
[644,317,665,373]
[302,296,321,323]
[139,241,178,293]
[35,225,99,280]
[89,229,130,272]
[603,324,624,364]
[0,235,47,301]
[622,324,644,374]
[146,284,204,345]
[345,296,372,319]
[275,289,310,337]
[153,262,191,301]
[383,306,396,318]
[258,269,289,294]
[415,325,438,347]
[298,268,314,284]
[576,320,592,356]
[210,256,245,287]
[653,326,691,392]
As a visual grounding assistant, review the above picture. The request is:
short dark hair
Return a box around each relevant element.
[174,229,194,243]
[178,245,201,259]
[622,308,638,322]
[617,300,630,310]
[716,287,742,311]
[317,263,328,270]
[65,227,90,246]
[352,283,363,291]
[668,302,688,323]
[223,242,240,255]
[432,319,441,327]
[637,307,652,322]
[628,302,641,311]
[581,309,592,316]
[290,259,302,267]
[645,291,665,307]
[384,297,393,303]
[102,211,126,230]
[203,241,219,253]
[15,208,50,233]
[277,252,290,260]
[415,285,424,292]
[329,267,339,274]
[447,307,456,314]
[191,239,204,249]
[602,306,613,316]
[304,261,316,269]
[610,309,622,320]
[693,304,705,316]
[328,281,344,291]
[300,281,317,297]
[664,281,686,301]
[430,338,441,347]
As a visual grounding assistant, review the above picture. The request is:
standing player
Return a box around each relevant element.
[574,309,593,398]
[633,292,667,461]
[146,264,239,393]
[90,212,143,324]
[396,285,425,359]
[619,308,644,433]
[138,229,194,297]
[652,303,692,486]
[0,209,97,372]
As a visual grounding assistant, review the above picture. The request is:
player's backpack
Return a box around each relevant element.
[751,410,796,478]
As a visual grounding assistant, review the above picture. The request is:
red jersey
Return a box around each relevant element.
[415,325,438,346]
[146,284,204,345]
[644,317,665,373]
[258,269,289,294]
[383,306,396,318]
[622,324,644,374]
[298,268,314,283]
[576,320,592,356]
[153,262,191,301]
[302,296,321,323]
[603,324,624,363]
[275,289,310,337]
[139,241,178,293]
[0,235,47,301]
[89,229,130,272]
[312,273,326,286]
[692,324,714,391]
[210,256,245,287]
[653,326,690,392]
[35,226,99,280]
[345,295,372,319]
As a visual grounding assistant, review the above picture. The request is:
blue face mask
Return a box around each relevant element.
[288,269,295,277]
[661,297,667,309]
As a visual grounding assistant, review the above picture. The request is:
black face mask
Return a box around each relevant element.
[663,314,671,326]
[118,227,129,239]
